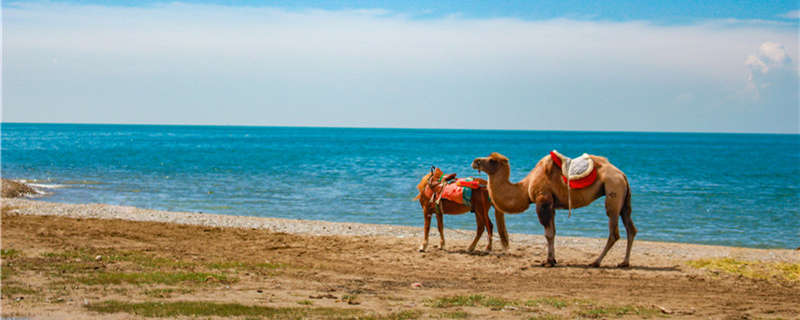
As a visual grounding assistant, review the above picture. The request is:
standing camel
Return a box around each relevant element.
[414,167,494,252]
[471,152,635,267]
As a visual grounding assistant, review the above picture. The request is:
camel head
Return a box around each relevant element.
[471,152,509,176]
[413,167,443,200]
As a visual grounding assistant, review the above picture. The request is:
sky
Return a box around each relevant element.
[2,0,799,133]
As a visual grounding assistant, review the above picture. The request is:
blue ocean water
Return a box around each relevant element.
[2,123,798,249]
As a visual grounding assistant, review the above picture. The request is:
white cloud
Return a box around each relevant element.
[745,55,768,75]
[2,2,798,133]
[779,10,800,19]
[745,42,795,96]
[758,42,792,65]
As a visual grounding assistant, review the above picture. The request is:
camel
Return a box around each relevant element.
[471,152,635,267]
[414,167,494,252]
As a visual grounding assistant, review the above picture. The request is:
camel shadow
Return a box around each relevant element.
[542,263,681,272]
[435,248,516,257]
[449,249,493,256]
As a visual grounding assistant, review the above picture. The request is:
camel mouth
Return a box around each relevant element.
[471,159,482,172]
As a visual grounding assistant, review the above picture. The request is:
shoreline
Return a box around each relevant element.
[4,198,797,263]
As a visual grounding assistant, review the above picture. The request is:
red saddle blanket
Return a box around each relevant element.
[550,151,598,189]
[440,178,480,205]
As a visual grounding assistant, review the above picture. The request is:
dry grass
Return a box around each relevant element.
[688,258,800,283]
[86,300,363,319]
[424,295,663,318]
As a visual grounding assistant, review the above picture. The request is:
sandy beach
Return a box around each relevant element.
[2,198,799,319]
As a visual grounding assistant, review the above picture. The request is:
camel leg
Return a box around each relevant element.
[590,216,619,267]
[536,202,557,267]
[435,211,445,250]
[419,211,432,252]
[494,209,510,252]
[590,194,623,267]
[484,206,493,252]
[467,211,484,252]
[618,191,636,268]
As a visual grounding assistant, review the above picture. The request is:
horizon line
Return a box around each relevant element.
[2,121,798,136]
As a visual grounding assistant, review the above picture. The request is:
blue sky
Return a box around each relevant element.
[9,0,798,22]
[2,0,799,133]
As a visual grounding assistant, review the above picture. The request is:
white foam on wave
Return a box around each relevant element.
[13,180,68,197]
[25,183,68,189]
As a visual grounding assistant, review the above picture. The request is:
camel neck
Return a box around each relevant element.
[487,168,530,214]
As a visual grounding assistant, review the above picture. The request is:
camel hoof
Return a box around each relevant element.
[418,248,425,252]
[588,262,601,268]
[541,259,557,267]
[617,262,630,268]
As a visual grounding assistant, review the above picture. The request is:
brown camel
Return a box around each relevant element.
[471,152,635,267]
[414,167,494,252]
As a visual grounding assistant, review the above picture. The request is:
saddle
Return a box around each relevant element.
[550,150,597,189]
[550,150,598,218]
[425,169,484,212]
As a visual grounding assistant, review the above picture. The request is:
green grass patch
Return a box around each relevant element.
[527,314,563,320]
[207,261,286,271]
[43,249,194,270]
[440,311,470,318]
[297,300,313,305]
[525,297,569,309]
[370,310,423,320]
[688,258,800,282]
[54,261,95,274]
[1,285,38,297]
[86,300,364,318]
[385,310,422,320]
[0,264,14,280]
[76,271,234,285]
[425,295,514,309]
[143,288,193,298]
[1,248,21,259]
[575,304,661,318]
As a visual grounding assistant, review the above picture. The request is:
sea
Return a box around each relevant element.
[1,123,798,249]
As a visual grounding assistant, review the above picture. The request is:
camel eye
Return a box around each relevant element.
[488,159,496,164]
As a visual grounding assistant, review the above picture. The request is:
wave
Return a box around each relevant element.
[18,182,68,190]
[13,180,67,197]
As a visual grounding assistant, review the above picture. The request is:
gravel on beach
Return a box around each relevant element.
[2,198,797,263]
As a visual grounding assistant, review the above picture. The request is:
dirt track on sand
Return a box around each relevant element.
[2,207,798,319]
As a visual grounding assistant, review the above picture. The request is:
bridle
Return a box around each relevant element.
[424,166,446,216]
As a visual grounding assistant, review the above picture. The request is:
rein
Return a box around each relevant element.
[562,158,573,218]
[425,166,447,215]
